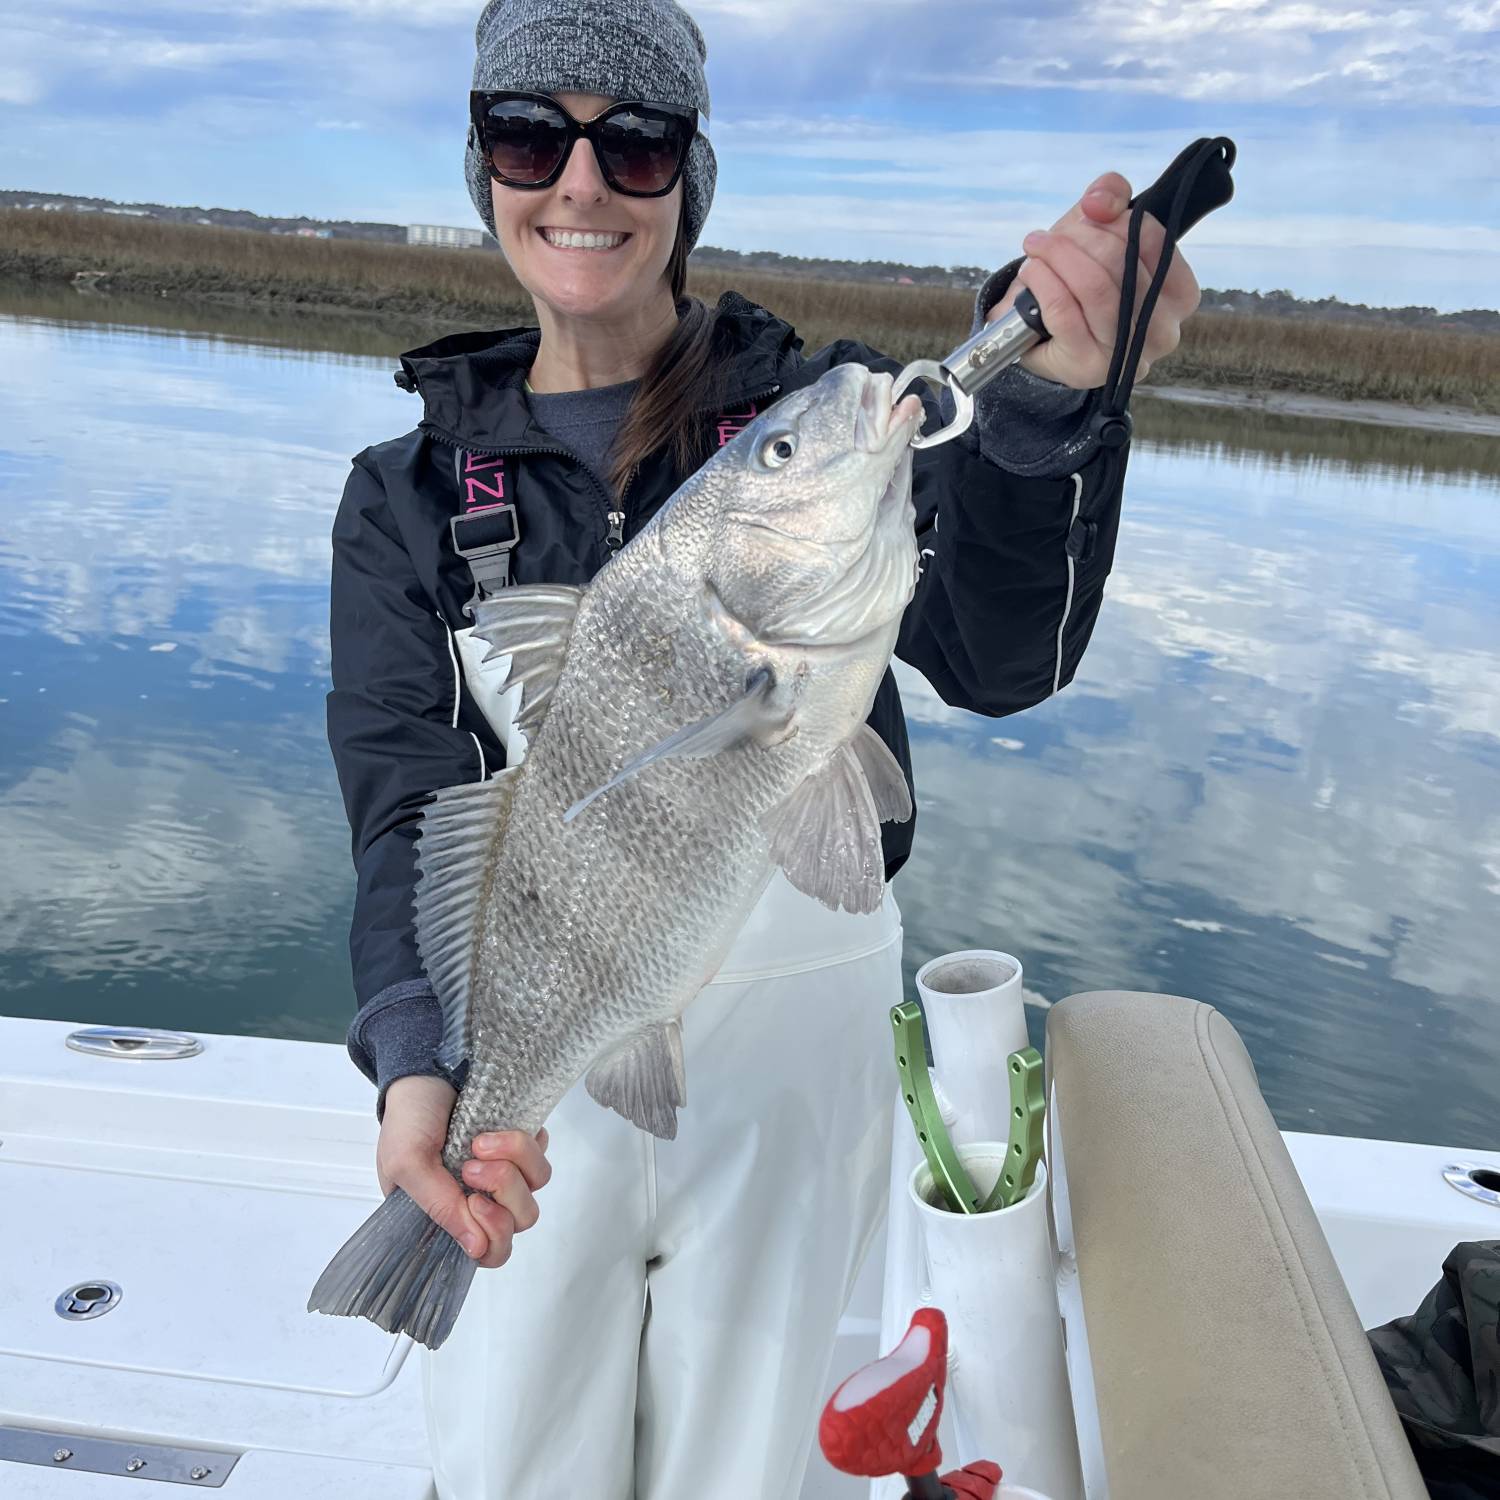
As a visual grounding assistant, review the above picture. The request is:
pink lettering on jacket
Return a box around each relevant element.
[462,452,507,511]
[716,399,760,448]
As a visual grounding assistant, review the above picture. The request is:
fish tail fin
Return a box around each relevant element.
[307,1186,476,1350]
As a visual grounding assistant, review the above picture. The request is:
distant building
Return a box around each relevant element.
[294,227,332,238]
[408,223,486,250]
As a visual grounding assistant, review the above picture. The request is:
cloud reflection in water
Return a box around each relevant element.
[895,428,1500,1148]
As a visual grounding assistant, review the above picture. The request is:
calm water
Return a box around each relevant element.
[2,292,1497,1148]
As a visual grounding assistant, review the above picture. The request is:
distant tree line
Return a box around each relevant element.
[1197,287,1498,337]
[2,188,1492,332]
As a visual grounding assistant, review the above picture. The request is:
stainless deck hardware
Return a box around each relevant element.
[55,1280,122,1320]
[0,1427,238,1485]
[65,1026,203,1060]
[1443,1162,1500,1208]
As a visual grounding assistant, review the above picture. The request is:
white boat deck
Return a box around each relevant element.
[2,1015,1496,1497]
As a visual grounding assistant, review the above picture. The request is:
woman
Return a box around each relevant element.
[326,0,1200,1494]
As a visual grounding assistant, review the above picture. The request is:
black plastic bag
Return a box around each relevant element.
[1367,1241,1500,1500]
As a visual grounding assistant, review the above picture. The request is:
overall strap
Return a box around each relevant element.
[449,449,519,619]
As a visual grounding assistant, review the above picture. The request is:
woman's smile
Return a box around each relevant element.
[536,226,633,253]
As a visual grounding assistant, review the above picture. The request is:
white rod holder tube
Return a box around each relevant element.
[911,1150,1083,1500]
[874,950,1034,1500]
[917,950,1029,1144]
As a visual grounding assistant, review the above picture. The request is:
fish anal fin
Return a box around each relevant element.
[413,768,521,1069]
[764,742,886,915]
[585,1021,687,1140]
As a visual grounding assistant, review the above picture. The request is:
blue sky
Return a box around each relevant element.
[2,0,1496,310]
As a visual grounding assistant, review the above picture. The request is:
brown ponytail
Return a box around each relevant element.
[604,193,737,503]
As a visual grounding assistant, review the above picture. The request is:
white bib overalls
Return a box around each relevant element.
[420,625,903,1500]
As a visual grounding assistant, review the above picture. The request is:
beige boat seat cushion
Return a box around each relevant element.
[1045,990,1427,1500]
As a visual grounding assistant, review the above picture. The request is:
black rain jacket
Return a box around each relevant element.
[327,269,1131,1109]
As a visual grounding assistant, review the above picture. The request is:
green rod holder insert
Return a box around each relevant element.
[891,1000,984,1214]
[980,1046,1045,1212]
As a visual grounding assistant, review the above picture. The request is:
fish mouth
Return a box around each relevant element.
[854,373,925,455]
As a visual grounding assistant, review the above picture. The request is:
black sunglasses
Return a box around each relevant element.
[470,90,698,198]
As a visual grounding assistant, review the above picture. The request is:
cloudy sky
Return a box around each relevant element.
[2,0,1496,309]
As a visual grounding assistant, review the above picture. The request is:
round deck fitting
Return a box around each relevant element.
[1442,1162,1500,1208]
[56,1281,123,1320]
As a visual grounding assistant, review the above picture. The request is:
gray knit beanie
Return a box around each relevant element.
[465,0,716,255]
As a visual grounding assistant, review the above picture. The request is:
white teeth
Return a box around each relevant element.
[541,229,627,250]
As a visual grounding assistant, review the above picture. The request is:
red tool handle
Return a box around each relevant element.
[818,1308,1002,1500]
[819,1308,950,1478]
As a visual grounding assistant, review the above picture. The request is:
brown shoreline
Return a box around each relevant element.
[1135,384,1500,439]
[2,221,1497,440]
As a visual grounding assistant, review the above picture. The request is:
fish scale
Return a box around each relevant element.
[446,531,830,1158]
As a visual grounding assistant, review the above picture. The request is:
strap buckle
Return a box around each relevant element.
[450,503,520,618]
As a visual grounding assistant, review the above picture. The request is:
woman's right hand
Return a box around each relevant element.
[377,1074,552,1270]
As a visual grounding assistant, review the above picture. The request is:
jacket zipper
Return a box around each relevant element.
[425,380,782,555]
[605,505,627,551]
[615,381,781,548]
[1053,472,1084,696]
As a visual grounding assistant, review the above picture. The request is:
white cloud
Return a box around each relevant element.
[692,0,917,20]
[906,0,1498,106]
[700,110,1499,307]
[128,38,290,68]
[1,1,1494,307]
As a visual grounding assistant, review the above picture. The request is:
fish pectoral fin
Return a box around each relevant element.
[585,1021,687,1140]
[851,723,913,824]
[470,584,584,735]
[413,767,522,1070]
[764,742,886,915]
[563,666,786,824]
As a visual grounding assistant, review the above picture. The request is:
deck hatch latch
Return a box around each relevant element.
[55,1279,122,1320]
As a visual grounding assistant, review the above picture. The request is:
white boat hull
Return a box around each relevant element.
[1,1015,1495,1498]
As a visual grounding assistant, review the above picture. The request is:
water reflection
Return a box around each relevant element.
[0,281,471,362]
[895,434,1500,1148]
[1,295,1496,1149]
[1133,392,1500,483]
[0,306,414,1041]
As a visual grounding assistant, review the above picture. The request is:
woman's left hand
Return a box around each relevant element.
[987,172,1202,389]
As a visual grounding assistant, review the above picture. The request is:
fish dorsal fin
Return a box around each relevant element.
[563,666,786,824]
[851,722,913,824]
[764,741,886,915]
[471,584,584,735]
[413,768,521,1069]
[585,1021,687,1140]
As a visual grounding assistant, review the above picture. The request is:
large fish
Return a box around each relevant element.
[309,361,925,1349]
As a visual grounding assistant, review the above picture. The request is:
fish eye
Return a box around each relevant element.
[758,432,797,469]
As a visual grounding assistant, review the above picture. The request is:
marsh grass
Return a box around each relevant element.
[4,209,1496,413]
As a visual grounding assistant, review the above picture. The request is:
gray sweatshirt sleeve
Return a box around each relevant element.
[955,260,1101,480]
[347,977,457,1122]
